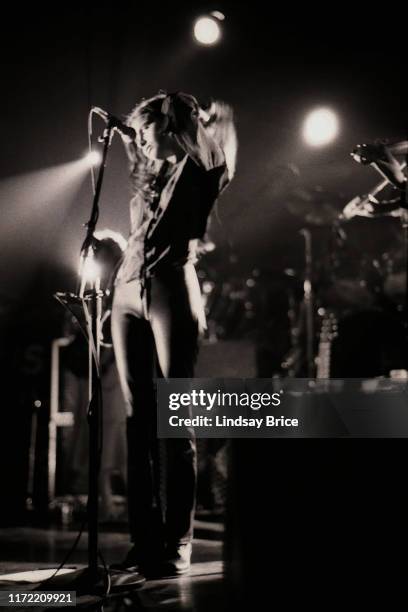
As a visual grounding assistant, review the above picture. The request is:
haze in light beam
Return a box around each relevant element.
[0,158,90,296]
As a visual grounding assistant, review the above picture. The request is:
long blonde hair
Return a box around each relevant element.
[200,99,237,181]
[125,92,237,199]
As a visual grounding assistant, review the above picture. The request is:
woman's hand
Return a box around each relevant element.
[342,195,376,219]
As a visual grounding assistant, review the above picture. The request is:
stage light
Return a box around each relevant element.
[80,252,101,283]
[193,15,222,45]
[0,159,91,246]
[84,150,101,167]
[202,281,215,294]
[302,107,339,147]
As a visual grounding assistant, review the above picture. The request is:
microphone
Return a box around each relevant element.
[92,106,136,141]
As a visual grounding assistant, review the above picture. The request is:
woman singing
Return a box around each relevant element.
[110,92,237,576]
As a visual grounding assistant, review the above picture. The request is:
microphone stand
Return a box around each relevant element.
[300,228,315,377]
[80,123,113,589]
[49,122,144,597]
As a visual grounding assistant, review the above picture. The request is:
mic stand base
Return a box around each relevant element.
[41,565,145,597]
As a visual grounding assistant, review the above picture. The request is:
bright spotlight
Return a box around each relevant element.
[193,15,222,45]
[84,150,102,167]
[302,107,339,147]
[80,251,101,283]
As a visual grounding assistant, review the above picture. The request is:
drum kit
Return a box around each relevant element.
[196,140,407,379]
[283,141,408,378]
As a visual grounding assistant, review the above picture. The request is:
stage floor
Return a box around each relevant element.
[0,525,225,611]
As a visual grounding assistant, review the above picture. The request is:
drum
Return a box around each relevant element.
[321,253,384,312]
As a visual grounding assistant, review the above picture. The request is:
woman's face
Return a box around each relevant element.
[134,113,176,161]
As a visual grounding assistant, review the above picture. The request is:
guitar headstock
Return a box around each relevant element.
[351,143,387,165]
[319,310,338,342]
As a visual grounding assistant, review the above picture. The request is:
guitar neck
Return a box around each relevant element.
[388,141,408,156]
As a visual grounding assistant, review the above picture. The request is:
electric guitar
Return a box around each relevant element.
[316,310,338,379]
[351,141,408,165]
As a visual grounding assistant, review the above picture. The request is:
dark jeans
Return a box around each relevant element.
[111,264,203,553]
